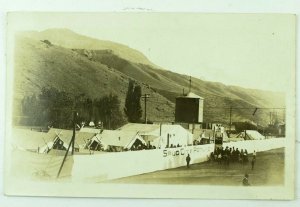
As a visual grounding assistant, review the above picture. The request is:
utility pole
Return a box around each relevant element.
[141,94,150,124]
[57,93,83,178]
[189,76,192,93]
[57,110,77,178]
[252,108,258,131]
[71,111,77,155]
[229,106,232,137]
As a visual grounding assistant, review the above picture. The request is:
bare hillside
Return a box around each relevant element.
[13,29,285,125]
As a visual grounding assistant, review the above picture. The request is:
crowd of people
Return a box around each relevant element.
[129,144,156,151]
[209,146,256,167]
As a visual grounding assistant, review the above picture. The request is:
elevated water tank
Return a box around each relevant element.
[175,92,204,123]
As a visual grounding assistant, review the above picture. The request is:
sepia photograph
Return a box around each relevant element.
[3,12,296,199]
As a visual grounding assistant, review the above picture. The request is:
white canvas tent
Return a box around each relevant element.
[237,130,265,140]
[245,130,265,140]
[90,130,146,152]
[191,129,214,144]
[118,123,193,148]
[11,128,49,152]
[37,128,95,154]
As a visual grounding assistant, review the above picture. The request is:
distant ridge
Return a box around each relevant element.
[19,28,159,67]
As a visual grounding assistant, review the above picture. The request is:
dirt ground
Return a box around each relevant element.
[108,148,284,186]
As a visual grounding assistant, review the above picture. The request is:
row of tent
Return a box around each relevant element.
[11,124,265,155]
[12,123,194,154]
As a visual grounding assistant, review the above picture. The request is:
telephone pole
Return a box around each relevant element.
[141,94,150,124]
[57,93,83,178]
[189,76,192,93]
[71,111,77,155]
[229,106,232,137]
[57,110,77,178]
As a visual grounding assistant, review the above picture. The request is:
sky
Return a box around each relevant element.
[8,12,296,92]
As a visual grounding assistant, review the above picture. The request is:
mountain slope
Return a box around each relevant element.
[13,36,175,124]
[20,29,158,68]
[13,29,285,126]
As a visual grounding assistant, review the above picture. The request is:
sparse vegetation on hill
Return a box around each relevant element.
[14,29,285,127]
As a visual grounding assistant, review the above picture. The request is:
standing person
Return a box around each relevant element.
[244,150,248,163]
[217,153,222,165]
[240,149,244,160]
[251,157,256,170]
[232,147,236,162]
[253,150,256,159]
[242,173,250,186]
[236,148,240,162]
[186,154,191,168]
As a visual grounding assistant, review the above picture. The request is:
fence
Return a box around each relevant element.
[72,138,285,182]
[10,138,285,181]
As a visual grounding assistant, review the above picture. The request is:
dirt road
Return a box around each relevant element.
[108,148,284,186]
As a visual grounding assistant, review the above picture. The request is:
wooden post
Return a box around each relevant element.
[57,111,77,178]
[71,111,77,155]
[189,76,192,93]
[167,134,170,148]
[160,123,162,136]
[229,106,232,138]
[142,94,150,124]
[57,136,73,178]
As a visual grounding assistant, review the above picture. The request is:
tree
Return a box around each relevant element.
[124,80,134,121]
[38,87,73,128]
[95,93,125,129]
[21,95,41,125]
[20,88,125,129]
[124,80,142,123]
[131,85,142,122]
[75,96,93,126]
[21,87,74,128]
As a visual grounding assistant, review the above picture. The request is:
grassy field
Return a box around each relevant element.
[108,148,284,186]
